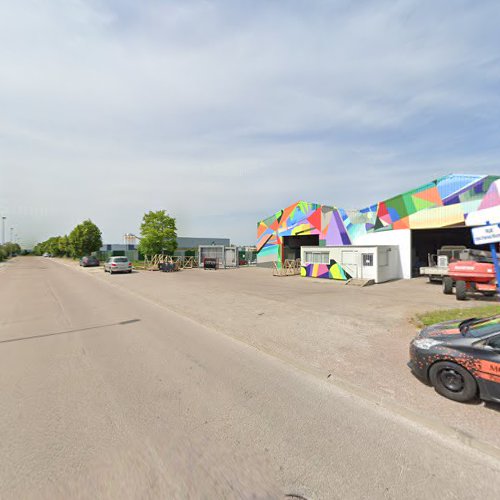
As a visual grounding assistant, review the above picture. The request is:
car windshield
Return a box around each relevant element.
[464,315,500,337]
[113,257,128,262]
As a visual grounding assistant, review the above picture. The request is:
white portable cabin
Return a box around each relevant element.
[198,245,239,268]
[300,245,400,283]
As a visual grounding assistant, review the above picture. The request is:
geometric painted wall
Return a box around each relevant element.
[300,261,352,280]
[257,174,500,268]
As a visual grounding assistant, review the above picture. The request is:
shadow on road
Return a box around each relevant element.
[0,319,141,345]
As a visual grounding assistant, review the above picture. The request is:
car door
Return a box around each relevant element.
[478,334,500,401]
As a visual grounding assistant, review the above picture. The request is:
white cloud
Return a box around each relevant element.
[1,0,499,246]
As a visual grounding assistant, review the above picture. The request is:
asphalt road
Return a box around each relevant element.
[0,258,499,499]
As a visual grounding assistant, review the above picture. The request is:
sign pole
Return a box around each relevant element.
[471,221,500,300]
[490,242,500,298]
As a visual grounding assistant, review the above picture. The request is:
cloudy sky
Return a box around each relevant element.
[1,0,499,247]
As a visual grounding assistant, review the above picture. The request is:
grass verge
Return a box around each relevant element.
[414,304,500,327]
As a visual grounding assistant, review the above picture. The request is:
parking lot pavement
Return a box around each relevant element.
[2,257,500,498]
[60,258,500,452]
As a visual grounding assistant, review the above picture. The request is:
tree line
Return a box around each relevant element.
[0,242,22,262]
[33,220,103,258]
[32,211,178,259]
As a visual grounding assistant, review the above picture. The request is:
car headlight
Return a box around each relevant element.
[412,338,442,350]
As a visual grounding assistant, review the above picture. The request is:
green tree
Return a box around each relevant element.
[0,243,21,260]
[45,236,60,256]
[68,220,103,257]
[57,235,70,256]
[138,210,177,256]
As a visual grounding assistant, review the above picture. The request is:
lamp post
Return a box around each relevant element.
[9,227,14,257]
[1,216,5,245]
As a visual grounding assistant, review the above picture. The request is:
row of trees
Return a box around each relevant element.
[0,242,21,261]
[33,220,103,258]
[31,211,177,260]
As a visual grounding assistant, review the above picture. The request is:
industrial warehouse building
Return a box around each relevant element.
[256,174,500,281]
[97,237,231,261]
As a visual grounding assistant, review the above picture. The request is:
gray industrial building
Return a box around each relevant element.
[175,237,230,256]
[96,237,231,260]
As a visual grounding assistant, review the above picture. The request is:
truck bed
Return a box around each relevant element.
[420,266,449,278]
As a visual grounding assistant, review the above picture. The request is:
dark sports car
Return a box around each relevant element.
[409,314,500,403]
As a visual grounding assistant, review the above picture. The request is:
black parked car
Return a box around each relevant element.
[409,315,500,403]
[79,256,100,267]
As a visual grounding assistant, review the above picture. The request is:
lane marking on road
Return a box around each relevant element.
[45,257,500,467]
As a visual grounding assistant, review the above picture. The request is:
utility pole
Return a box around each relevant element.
[9,227,14,257]
[1,216,5,245]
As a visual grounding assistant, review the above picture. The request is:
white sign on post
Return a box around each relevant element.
[471,224,500,246]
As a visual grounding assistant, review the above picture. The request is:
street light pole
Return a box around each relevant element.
[1,216,5,245]
[9,227,14,257]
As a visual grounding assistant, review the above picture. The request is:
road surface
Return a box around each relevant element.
[0,257,499,499]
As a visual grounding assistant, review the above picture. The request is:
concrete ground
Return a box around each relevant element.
[0,257,499,499]
[69,258,500,452]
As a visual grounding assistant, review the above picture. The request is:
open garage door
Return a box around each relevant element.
[282,235,319,261]
[411,227,482,275]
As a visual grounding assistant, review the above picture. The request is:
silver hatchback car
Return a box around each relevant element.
[104,256,133,274]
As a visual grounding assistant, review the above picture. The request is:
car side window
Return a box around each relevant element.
[488,335,500,350]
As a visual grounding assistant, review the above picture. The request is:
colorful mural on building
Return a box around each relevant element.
[300,260,352,280]
[257,174,500,271]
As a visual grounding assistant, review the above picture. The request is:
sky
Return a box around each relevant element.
[1,0,500,247]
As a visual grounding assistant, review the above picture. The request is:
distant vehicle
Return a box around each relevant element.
[79,256,100,267]
[104,256,132,274]
[409,315,500,403]
[419,245,466,282]
[419,245,493,286]
[42,252,52,257]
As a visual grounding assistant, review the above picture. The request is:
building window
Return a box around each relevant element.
[362,253,374,266]
[304,252,329,264]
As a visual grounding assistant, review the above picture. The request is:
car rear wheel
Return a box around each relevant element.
[442,277,453,295]
[455,280,467,301]
[429,361,477,402]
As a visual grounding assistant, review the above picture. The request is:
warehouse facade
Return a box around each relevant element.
[256,174,500,280]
